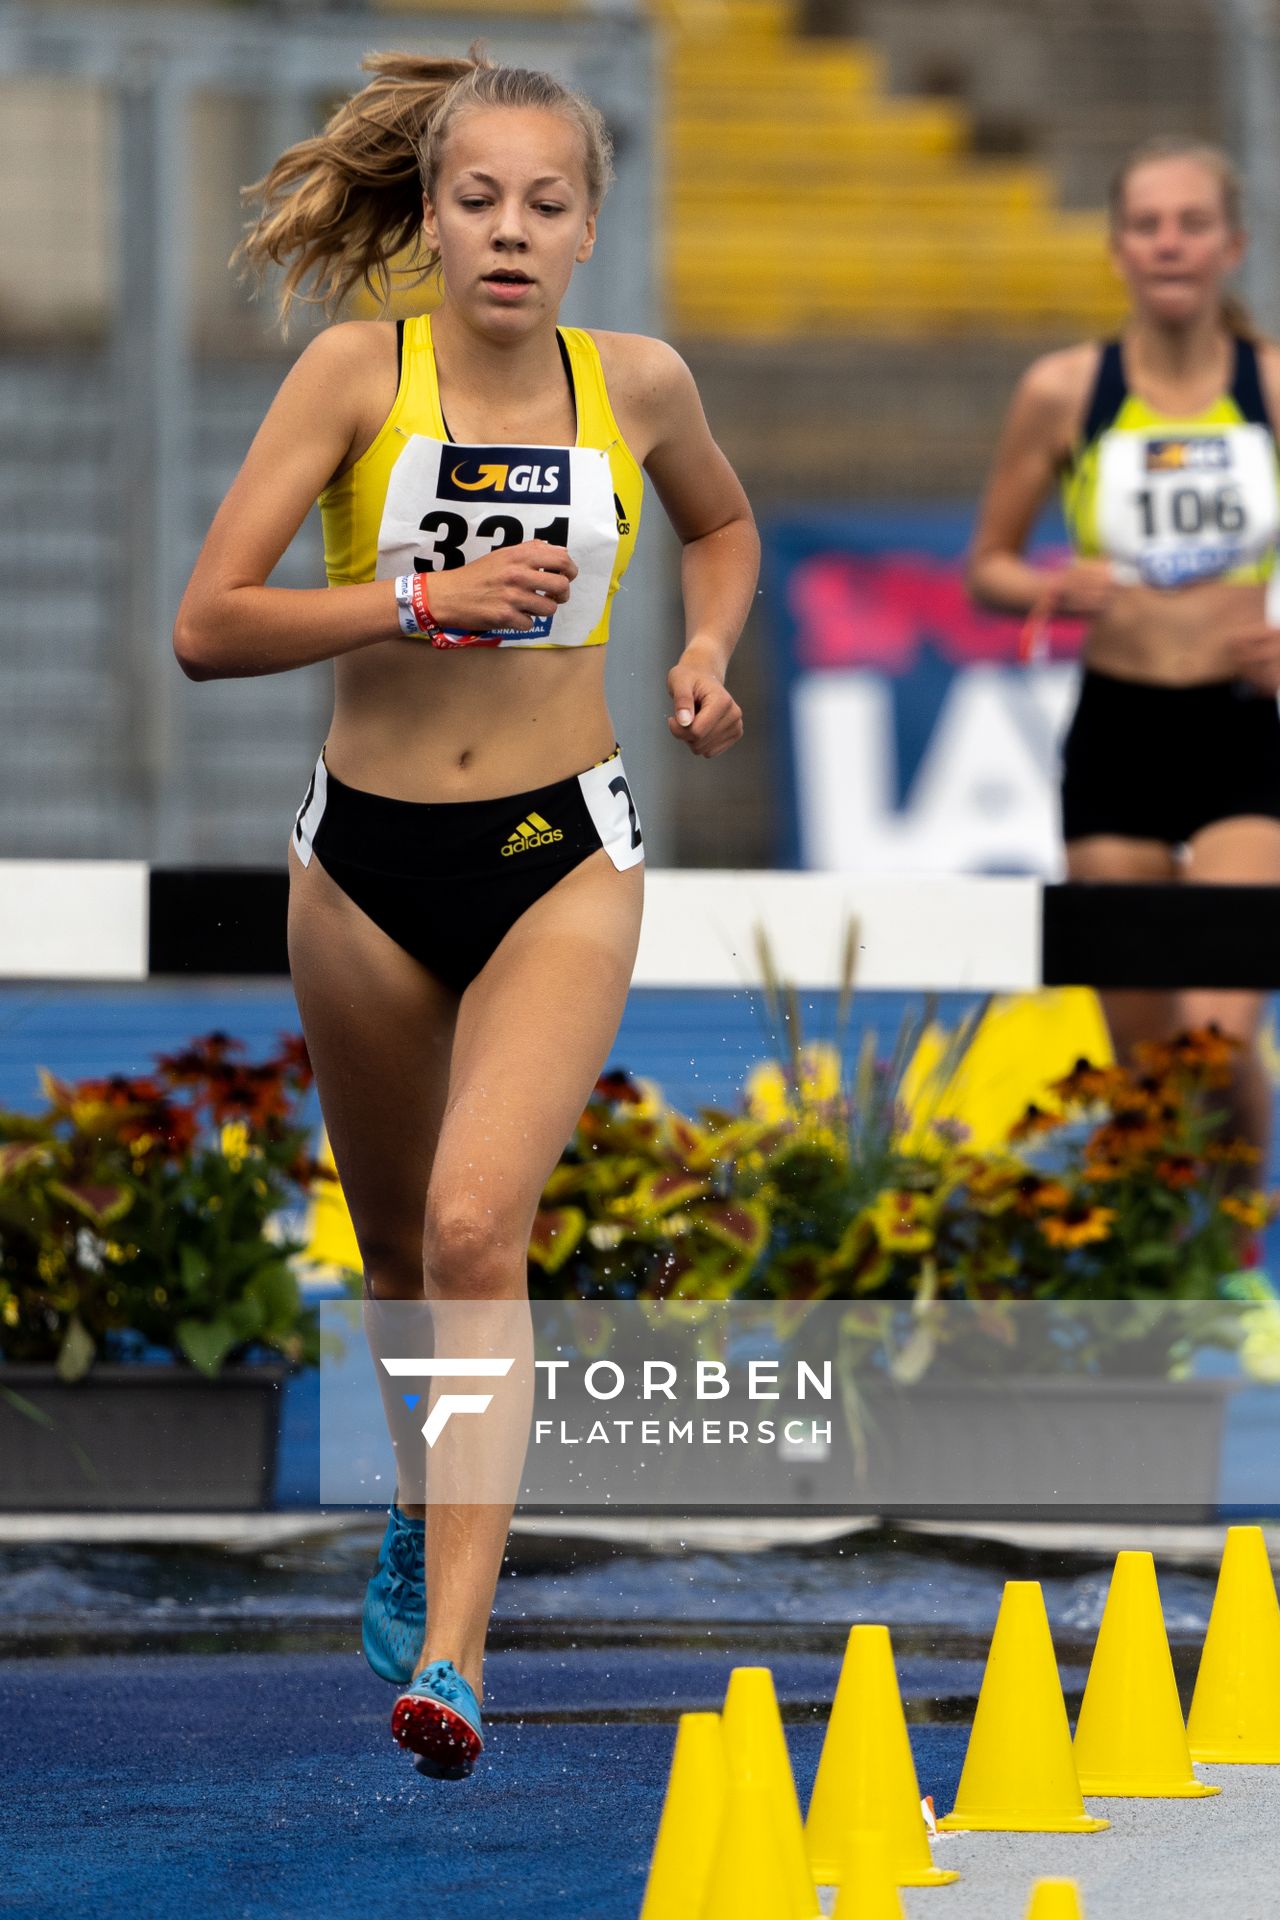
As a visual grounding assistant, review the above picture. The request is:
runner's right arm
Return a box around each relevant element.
[967,347,1117,620]
[174,324,574,681]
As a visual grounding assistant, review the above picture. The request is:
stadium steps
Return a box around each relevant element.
[661,0,1123,338]
[0,359,331,862]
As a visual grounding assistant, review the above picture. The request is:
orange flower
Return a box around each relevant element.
[1205,1138,1263,1168]
[1089,1110,1164,1161]
[1131,1039,1178,1080]
[1008,1102,1062,1142]
[1040,1203,1116,1249]
[1221,1193,1273,1230]
[1171,1024,1239,1071]
[1134,1026,1239,1085]
[1010,1175,1072,1217]
[1050,1058,1121,1106]
[1154,1155,1199,1190]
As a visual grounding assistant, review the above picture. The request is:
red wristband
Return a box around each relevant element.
[408,570,504,650]
[409,572,444,642]
[412,572,498,650]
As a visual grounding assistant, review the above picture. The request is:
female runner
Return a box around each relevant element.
[174,53,757,1777]
[969,136,1280,1167]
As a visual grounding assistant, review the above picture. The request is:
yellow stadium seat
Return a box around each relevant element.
[661,0,1123,339]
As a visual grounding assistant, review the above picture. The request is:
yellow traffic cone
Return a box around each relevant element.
[640,1713,728,1920]
[701,1770,805,1920]
[1024,1879,1086,1918]
[830,1829,907,1920]
[722,1667,821,1919]
[937,1582,1108,1833]
[805,1625,958,1887]
[1073,1551,1219,1798]
[1188,1524,1280,1762]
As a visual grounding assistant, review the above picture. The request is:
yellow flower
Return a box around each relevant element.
[36,1249,66,1283]
[220,1120,251,1170]
[866,1189,935,1254]
[797,1043,841,1106]
[2,1295,18,1326]
[746,1045,843,1125]
[745,1061,789,1124]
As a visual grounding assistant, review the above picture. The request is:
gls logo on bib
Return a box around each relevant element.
[438,446,571,505]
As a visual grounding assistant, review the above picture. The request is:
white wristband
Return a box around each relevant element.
[394,574,423,637]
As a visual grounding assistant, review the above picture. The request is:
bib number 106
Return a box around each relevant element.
[1132,484,1246,540]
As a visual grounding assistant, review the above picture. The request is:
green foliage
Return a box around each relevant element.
[529,1022,1276,1378]
[0,1033,328,1378]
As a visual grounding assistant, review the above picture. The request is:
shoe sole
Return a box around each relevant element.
[391,1692,484,1780]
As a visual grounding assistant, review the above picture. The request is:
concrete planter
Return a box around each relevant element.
[823,1373,1238,1520]
[0,1363,289,1511]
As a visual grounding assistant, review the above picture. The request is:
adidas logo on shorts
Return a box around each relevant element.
[501,811,564,857]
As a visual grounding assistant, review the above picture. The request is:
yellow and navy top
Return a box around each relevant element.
[1062,335,1280,589]
[319,313,643,647]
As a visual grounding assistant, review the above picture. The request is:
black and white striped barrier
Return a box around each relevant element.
[1,863,1278,991]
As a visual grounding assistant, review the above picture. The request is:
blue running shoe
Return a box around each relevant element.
[361,1505,426,1687]
[391,1660,484,1779]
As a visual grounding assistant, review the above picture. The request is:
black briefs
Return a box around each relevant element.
[292,748,643,992]
[1061,666,1280,846]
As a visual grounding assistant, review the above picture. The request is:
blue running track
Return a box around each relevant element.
[2,1650,967,1920]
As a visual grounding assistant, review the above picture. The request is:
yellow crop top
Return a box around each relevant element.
[318,313,643,649]
[1062,335,1280,590]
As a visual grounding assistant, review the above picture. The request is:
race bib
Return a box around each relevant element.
[376,438,618,648]
[1095,423,1280,588]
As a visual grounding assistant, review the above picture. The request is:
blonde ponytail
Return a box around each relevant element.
[235,49,614,329]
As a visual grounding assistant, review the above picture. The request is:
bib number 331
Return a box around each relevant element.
[376,438,618,648]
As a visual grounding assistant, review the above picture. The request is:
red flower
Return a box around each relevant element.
[76,1074,165,1111]
[155,1032,244,1087]
[594,1068,642,1105]
[204,1063,290,1127]
[271,1032,314,1089]
[1154,1155,1199,1190]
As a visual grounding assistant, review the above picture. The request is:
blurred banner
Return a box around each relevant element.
[762,507,1085,875]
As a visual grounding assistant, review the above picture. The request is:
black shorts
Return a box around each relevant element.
[1061,667,1280,846]
[291,748,643,992]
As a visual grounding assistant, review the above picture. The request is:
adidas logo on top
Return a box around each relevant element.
[501,810,564,857]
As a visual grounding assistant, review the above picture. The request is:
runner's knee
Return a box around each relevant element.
[358,1233,427,1301]
[424,1196,527,1298]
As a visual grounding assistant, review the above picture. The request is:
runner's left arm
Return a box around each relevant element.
[608,335,758,758]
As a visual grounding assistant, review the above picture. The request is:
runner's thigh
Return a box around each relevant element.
[426,850,644,1273]
[287,841,459,1293]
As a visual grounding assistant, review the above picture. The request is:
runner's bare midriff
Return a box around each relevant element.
[324,641,616,801]
[1084,574,1267,686]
